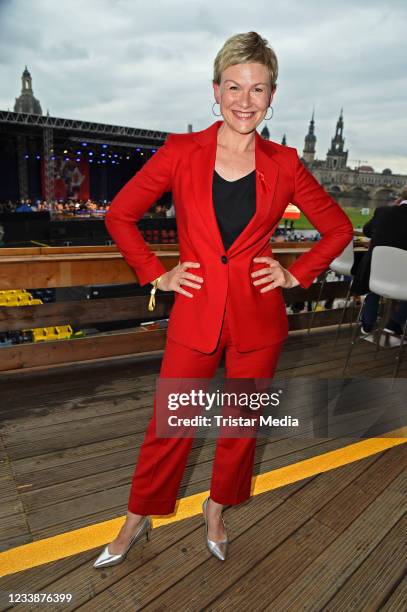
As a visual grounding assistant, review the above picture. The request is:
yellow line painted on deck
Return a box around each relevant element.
[0,429,406,578]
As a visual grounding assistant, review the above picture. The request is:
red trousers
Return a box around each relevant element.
[127,297,285,515]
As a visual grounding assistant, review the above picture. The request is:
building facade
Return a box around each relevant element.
[300,111,406,199]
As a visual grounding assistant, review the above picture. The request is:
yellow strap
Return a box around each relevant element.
[148,275,163,311]
[148,290,156,311]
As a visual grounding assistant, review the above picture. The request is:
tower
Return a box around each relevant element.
[326,108,348,170]
[281,133,287,146]
[303,109,316,163]
[14,66,43,115]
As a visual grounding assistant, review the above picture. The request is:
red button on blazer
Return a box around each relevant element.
[105,120,354,353]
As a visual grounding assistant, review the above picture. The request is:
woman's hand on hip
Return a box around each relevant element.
[157,261,203,297]
[251,257,300,291]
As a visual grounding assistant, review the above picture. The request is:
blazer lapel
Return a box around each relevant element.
[189,121,224,253]
[189,120,280,256]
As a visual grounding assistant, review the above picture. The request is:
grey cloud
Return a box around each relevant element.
[46,41,90,61]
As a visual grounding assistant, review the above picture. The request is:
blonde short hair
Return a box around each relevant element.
[213,31,278,90]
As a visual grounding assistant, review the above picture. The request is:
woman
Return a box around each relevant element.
[94,31,353,567]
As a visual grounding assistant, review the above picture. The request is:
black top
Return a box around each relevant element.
[212,169,256,252]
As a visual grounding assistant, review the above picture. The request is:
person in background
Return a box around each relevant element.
[166,201,176,217]
[351,186,407,335]
[15,199,34,212]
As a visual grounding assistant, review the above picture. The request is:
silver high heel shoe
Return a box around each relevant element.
[202,496,228,561]
[93,516,152,569]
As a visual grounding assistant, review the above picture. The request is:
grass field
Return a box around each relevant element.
[286,206,373,230]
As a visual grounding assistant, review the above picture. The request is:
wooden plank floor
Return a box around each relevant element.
[0,325,406,609]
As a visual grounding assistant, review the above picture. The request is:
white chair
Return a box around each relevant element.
[343,246,407,379]
[307,239,355,344]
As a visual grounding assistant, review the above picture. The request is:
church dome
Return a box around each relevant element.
[13,66,43,115]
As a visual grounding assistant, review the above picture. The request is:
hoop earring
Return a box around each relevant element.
[212,102,222,117]
[264,106,273,121]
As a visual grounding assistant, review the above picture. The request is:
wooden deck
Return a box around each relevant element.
[0,325,406,610]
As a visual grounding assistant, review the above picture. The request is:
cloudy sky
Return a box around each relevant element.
[0,0,406,173]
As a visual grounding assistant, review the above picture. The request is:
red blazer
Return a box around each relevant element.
[105,120,354,353]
